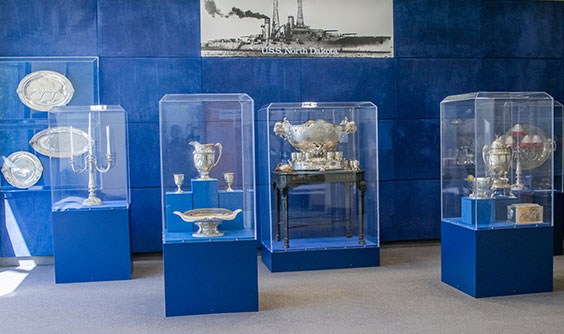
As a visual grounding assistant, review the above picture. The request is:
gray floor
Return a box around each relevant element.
[1,244,564,334]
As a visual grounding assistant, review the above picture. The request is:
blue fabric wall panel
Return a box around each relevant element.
[481,59,564,102]
[394,120,440,180]
[378,120,394,181]
[380,180,441,242]
[482,1,564,59]
[202,58,301,109]
[100,58,202,122]
[0,0,97,56]
[98,0,200,57]
[131,188,162,252]
[394,0,482,58]
[128,123,161,189]
[300,59,395,119]
[379,181,395,242]
[395,59,482,119]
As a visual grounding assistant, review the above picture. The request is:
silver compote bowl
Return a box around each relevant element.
[173,208,242,237]
[465,176,492,199]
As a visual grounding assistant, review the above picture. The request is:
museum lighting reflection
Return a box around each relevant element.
[0,260,36,297]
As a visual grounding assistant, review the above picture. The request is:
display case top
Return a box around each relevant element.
[443,92,553,103]
[261,101,377,110]
[51,105,125,113]
[160,93,252,103]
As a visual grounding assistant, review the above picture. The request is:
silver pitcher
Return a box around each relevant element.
[189,141,222,180]
[482,136,513,197]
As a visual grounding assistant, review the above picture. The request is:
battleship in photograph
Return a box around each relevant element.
[201,0,393,58]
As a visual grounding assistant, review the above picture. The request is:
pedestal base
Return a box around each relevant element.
[554,192,563,256]
[441,220,552,298]
[261,242,379,272]
[52,207,131,283]
[163,239,258,317]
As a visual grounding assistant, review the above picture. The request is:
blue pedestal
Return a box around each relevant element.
[165,192,193,232]
[191,179,218,208]
[461,197,495,227]
[163,239,258,317]
[1,189,53,257]
[441,220,553,298]
[261,243,380,272]
[218,190,244,230]
[52,206,132,283]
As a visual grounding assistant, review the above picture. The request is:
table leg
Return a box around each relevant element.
[274,184,281,242]
[282,188,290,249]
[358,181,366,245]
[345,183,352,238]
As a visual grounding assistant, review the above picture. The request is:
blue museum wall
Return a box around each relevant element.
[1,0,563,254]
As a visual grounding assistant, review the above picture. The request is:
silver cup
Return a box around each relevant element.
[173,173,184,193]
[466,177,491,199]
[224,172,234,192]
[350,160,360,171]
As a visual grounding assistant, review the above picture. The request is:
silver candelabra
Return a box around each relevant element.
[69,113,114,206]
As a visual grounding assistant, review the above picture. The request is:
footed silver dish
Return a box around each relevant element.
[173,208,242,237]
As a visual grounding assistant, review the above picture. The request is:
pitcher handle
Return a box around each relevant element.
[213,143,223,168]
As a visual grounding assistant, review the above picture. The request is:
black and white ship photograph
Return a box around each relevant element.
[200,0,394,58]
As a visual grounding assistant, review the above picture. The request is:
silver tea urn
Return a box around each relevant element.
[482,136,513,197]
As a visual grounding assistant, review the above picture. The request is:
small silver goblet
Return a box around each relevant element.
[173,173,184,194]
[350,160,360,171]
[224,172,234,192]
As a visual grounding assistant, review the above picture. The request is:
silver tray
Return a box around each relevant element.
[16,70,74,111]
[29,127,92,158]
[1,151,44,189]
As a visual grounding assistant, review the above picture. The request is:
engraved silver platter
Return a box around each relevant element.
[16,70,74,111]
[29,127,92,158]
[1,151,44,189]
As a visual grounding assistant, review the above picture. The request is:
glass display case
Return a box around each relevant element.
[440,92,554,230]
[159,94,256,243]
[0,57,98,257]
[257,102,379,253]
[48,105,130,211]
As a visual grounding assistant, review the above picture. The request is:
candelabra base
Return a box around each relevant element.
[83,195,104,206]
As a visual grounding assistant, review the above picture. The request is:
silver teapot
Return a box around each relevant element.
[189,141,222,180]
[482,136,513,197]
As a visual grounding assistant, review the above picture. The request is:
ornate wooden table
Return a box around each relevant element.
[272,169,366,249]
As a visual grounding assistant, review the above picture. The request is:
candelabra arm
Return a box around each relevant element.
[96,153,114,173]
[70,154,88,173]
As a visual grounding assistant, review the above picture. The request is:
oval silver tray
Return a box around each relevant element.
[29,127,92,158]
[16,70,74,111]
[1,151,44,189]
